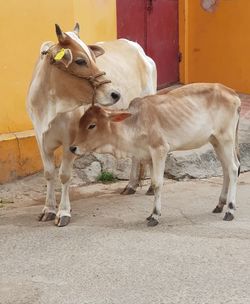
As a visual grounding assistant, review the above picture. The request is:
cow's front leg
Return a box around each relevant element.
[55,150,76,227]
[38,149,57,222]
[146,147,168,226]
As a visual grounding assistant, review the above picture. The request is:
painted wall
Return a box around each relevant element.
[179,0,250,93]
[0,0,116,134]
[0,0,116,183]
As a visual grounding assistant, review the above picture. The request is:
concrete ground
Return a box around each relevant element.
[1,172,250,304]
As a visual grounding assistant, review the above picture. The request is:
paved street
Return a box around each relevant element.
[1,172,250,304]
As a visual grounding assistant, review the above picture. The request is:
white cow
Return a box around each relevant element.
[71,83,241,226]
[27,24,156,226]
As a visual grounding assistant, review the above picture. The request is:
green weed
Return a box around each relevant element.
[97,171,116,183]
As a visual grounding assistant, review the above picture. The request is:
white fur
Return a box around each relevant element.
[27,35,157,226]
[66,31,93,59]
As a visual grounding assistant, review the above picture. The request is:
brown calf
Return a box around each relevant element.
[71,83,241,226]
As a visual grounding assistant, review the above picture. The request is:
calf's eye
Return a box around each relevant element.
[75,58,87,65]
[88,123,96,130]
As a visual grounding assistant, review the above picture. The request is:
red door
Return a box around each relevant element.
[116,0,179,88]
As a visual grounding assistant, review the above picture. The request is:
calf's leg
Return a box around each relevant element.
[212,144,230,213]
[212,139,239,220]
[121,157,154,195]
[223,144,239,221]
[145,159,154,196]
[120,157,139,195]
[147,147,168,226]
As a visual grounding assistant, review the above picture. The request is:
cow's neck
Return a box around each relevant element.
[35,58,85,132]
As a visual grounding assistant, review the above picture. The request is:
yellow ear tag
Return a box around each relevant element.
[54,48,65,61]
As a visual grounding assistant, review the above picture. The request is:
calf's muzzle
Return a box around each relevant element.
[69,146,77,154]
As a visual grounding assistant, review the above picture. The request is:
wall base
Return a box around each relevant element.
[0,130,42,184]
[0,130,61,184]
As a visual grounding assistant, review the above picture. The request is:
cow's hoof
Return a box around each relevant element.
[223,212,234,221]
[55,216,71,227]
[147,217,159,227]
[212,205,224,213]
[38,212,56,222]
[146,185,154,196]
[120,186,136,195]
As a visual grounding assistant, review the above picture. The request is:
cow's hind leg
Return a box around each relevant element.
[211,137,239,220]
[55,149,76,227]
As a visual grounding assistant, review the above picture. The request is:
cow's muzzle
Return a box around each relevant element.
[111,91,121,103]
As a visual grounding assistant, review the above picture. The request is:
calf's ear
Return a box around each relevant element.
[109,112,132,122]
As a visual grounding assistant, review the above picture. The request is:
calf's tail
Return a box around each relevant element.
[235,106,241,177]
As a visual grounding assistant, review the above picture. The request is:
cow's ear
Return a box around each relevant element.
[53,48,73,68]
[109,112,132,122]
[55,24,68,44]
[40,41,54,55]
[88,45,105,58]
[73,22,80,36]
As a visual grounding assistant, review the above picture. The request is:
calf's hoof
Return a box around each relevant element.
[223,212,234,221]
[146,214,153,221]
[120,186,136,195]
[212,205,224,213]
[146,185,154,196]
[147,217,159,227]
[38,212,56,222]
[55,216,71,227]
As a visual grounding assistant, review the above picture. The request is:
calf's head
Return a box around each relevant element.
[44,24,120,109]
[70,105,131,156]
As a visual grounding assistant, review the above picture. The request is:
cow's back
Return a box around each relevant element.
[96,39,157,109]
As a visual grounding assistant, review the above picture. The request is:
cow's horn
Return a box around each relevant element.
[55,24,67,43]
[73,23,80,36]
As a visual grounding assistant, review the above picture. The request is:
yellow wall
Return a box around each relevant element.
[74,0,117,43]
[0,0,116,134]
[179,0,250,93]
[0,0,116,183]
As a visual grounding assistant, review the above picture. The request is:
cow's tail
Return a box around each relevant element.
[235,106,241,177]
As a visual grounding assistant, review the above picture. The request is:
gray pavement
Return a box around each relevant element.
[1,172,250,304]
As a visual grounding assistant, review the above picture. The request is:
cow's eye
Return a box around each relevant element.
[87,123,96,130]
[75,58,87,65]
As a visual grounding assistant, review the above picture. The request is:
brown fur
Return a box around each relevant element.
[72,83,241,224]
